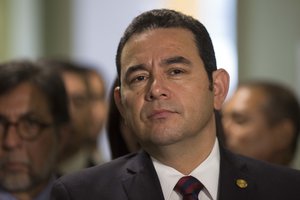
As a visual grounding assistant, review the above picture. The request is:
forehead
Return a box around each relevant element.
[228,87,267,112]
[120,28,198,68]
[88,72,104,90]
[0,82,50,117]
[62,72,87,93]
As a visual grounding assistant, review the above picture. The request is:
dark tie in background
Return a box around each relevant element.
[174,176,204,200]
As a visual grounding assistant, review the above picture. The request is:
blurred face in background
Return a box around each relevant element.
[86,71,107,142]
[62,72,91,146]
[0,82,60,196]
[222,87,291,163]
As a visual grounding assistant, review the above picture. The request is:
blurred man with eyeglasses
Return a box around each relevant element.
[0,60,70,200]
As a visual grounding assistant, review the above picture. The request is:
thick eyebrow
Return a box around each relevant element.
[124,56,191,79]
[162,56,191,66]
[0,111,42,122]
[124,64,146,79]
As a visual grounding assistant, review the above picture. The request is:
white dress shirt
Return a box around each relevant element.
[152,138,220,200]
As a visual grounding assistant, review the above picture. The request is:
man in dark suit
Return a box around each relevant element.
[51,9,300,200]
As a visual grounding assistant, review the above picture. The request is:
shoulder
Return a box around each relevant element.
[228,150,300,179]
[58,152,140,185]
[220,147,300,197]
[51,151,152,199]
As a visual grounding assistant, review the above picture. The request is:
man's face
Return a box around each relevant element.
[63,72,90,143]
[0,82,59,193]
[87,71,107,141]
[222,87,282,161]
[115,28,218,150]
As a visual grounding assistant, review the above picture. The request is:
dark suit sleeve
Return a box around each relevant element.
[51,180,71,200]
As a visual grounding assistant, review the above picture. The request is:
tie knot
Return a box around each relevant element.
[174,176,203,200]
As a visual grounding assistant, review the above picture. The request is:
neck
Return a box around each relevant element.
[146,123,217,175]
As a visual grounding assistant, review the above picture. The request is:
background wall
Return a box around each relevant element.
[0,0,71,60]
[237,0,300,98]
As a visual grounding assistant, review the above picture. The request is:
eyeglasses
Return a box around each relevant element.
[0,117,53,141]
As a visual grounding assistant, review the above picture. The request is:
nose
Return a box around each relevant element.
[2,125,22,149]
[145,75,170,101]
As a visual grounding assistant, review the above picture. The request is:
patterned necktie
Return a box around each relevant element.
[174,176,204,200]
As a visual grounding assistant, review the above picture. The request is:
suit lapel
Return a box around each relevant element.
[119,145,258,200]
[121,151,165,200]
[218,146,256,200]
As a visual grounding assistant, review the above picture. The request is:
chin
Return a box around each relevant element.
[0,173,32,192]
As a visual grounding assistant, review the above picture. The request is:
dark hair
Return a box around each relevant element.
[116,9,217,87]
[0,60,70,126]
[240,80,300,154]
[37,58,90,77]
[38,58,93,95]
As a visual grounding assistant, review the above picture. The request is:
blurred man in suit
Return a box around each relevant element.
[222,80,300,167]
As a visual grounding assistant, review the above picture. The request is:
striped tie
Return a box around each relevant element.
[174,176,204,200]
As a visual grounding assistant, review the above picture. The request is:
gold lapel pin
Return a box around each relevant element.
[236,179,248,189]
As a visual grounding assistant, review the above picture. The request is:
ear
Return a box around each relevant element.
[114,86,126,118]
[212,68,230,110]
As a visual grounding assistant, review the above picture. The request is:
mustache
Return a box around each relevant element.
[0,154,30,166]
[143,102,179,117]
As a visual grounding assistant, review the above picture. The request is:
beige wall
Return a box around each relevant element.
[0,0,71,61]
[0,1,10,61]
[238,0,300,97]
[41,0,71,57]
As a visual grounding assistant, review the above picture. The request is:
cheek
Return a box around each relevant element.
[225,124,255,141]
[189,90,214,113]
[239,126,267,144]
[237,125,257,138]
[246,122,267,136]
[93,104,106,120]
[28,135,59,169]
[123,90,143,111]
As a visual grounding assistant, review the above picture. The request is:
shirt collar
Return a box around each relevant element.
[152,138,220,200]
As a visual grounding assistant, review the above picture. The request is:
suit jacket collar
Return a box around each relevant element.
[121,151,165,200]
[121,145,256,200]
[218,145,256,200]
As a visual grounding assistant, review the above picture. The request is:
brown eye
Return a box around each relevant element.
[129,74,149,85]
[135,76,146,82]
[170,69,184,75]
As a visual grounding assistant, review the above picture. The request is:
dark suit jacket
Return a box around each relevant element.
[51,146,300,200]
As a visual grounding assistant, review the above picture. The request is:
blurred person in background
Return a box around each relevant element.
[0,60,70,200]
[38,58,107,175]
[85,67,108,164]
[106,78,140,159]
[222,80,300,167]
